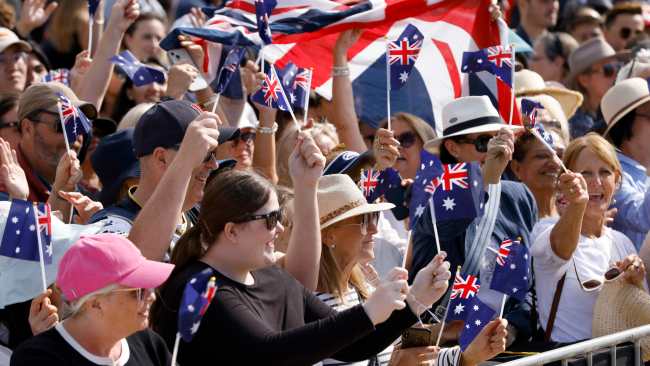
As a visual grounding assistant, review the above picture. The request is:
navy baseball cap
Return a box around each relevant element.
[133,100,201,158]
[91,128,140,206]
[323,150,374,176]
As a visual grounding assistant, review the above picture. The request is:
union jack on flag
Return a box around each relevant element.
[450,271,480,299]
[487,45,513,68]
[358,168,381,197]
[439,163,469,191]
[495,239,513,266]
[42,69,70,86]
[251,66,290,111]
[57,94,91,143]
[388,24,423,90]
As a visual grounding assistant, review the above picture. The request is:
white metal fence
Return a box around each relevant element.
[499,325,650,366]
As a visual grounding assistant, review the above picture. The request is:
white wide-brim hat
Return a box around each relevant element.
[424,95,522,152]
[601,77,650,137]
[318,174,394,229]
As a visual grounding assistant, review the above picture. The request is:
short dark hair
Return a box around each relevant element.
[0,93,18,118]
[605,2,642,28]
[607,109,636,147]
[439,139,459,164]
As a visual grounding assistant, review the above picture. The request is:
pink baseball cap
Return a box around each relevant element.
[57,234,174,301]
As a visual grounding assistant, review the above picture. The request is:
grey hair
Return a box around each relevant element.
[60,284,119,320]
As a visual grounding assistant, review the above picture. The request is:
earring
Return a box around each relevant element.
[329,244,336,249]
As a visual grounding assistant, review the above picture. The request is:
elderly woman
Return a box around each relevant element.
[532,133,646,343]
[10,234,174,365]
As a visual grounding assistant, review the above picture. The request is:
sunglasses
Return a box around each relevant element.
[620,27,643,40]
[234,209,282,230]
[28,111,64,134]
[111,287,150,302]
[591,62,620,78]
[395,131,417,148]
[573,260,623,292]
[337,212,380,235]
[454,134,493,153]
[234,131,256,145]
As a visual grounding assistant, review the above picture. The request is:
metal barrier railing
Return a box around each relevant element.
[499,325,650,366]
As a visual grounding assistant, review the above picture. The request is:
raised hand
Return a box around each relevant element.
[288,131,325,189]
[462,318,508,366]
[16,0,58,37]
[408,252,451,312]
[482,127,515,185]
[334,29,362,57]
[616,254,646,288]
[0,138,28,200]
[58,191,104,224]
[52,151,82,193]
[373,128,400,170]
[177,34,206,72]
[107,0,139,33]
[166,64,199,99]
[363,267,409,325]
[189,7,207,28]
[70,50,92,92]
[176,112,221,168]
[557,171,588,206]
[242,60,266,96]
[29,290,59,336]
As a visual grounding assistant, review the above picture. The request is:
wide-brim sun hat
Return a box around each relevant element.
[592,277,650,361]
[318,174,394,230]
[566,37,629,88]
[515,69,584,119]
[423,95,522,152]
[601,77,650,137]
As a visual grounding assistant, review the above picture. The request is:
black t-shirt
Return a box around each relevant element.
[152,261,418,366]
[10,327,171,366]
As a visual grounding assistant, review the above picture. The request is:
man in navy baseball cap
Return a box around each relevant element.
[89,100,221,260]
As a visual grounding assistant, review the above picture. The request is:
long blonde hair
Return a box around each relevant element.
[318,233,369,301]
[46,0,87,53]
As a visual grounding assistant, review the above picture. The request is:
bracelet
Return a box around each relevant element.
[332,66,350,77]
[258,122,278,134]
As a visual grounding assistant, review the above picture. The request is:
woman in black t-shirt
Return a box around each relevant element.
[11,234,175,366]
[151,133,453,365]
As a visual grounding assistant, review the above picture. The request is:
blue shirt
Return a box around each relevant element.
[568,108,607,139]
[611,152,650,250]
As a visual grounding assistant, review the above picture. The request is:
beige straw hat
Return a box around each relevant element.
[601,77,650,137]
[317,175,394,229]
[593,279,650,361]
[515,69,583,119]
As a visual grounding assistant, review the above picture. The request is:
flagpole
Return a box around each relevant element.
[428,198,442,254]
[171,332,181,366]
[87,18,94,55]
[529,128,568,173]
[436,265,461,346]
[211,93,221,114]
[401,231,411,269]
[498,293,507,318]
[508,44,515,125]
[57,102,71,153]
[385,38,392,131]
[33,203,48,293]
[257,47,265,75]
[270,64,301,129]
[302,68,313,126]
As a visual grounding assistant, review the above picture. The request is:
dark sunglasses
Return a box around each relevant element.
[28,111,63,134]
[235,131,256,145]
[395,131,417,148]
[234,209,282,230]
[620,27,643,40]
[454,134,493,153]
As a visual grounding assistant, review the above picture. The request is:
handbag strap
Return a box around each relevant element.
[544,273,566,342]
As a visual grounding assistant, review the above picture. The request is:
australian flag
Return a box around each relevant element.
[58,94,91,144]
[388,24,423,90]
[280,64,312,110]
[446,268,480,322]
[110,50,166,87]
[255,0,276,45]
[409,150,443,229]
[251,66,290,111]
[0,200,52,264]
[359,168,401,203]
[490,238,530,302]
[520,98,544,129]
[533,122,555,149]
[178,268,218,342]
[462,45,521,125]
[458,296,496,351]
[42,69,70,86]
[214,47,245,94]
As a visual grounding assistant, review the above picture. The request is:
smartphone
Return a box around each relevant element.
[401,327,434,349]
[167,48,209,92]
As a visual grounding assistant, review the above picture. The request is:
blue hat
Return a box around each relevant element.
[91,128,140,206]
[323,150,374,176]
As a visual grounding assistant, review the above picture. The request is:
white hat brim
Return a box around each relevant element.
[423,123,523,153]
[603,95,650,137]
[321,202,395,230]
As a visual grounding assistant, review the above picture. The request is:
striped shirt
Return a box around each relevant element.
[315,288,394,366]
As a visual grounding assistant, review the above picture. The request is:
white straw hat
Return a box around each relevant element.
[601,77,650,137]
[317,175,394,229]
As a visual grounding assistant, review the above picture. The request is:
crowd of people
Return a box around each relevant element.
[0,0,649,364]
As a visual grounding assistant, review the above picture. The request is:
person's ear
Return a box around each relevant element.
[322,227,337,249]
[20,118,34,136]
[223,222,238,243]
[151,147,168,168]
[443,139,460,160]
[577,73,591,90]
[510,160,523,180]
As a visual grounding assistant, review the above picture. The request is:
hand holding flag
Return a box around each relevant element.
[490,238,530,302]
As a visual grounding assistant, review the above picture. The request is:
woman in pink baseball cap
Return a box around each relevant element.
[10,234,174,365]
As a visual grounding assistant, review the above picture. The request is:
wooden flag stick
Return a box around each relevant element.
[385,39,392,131]
[170,333,181,366]
[33,203,47,292]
